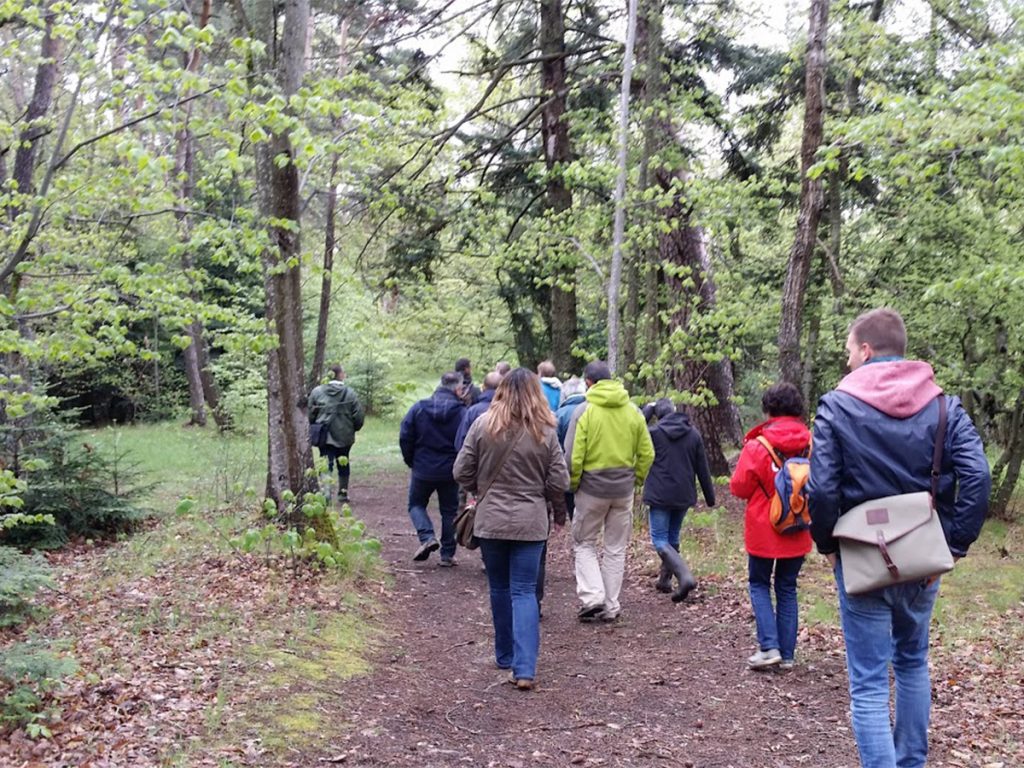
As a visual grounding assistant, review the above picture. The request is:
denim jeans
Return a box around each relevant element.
[835,560,940,768]
[649,506,688,552]
[319,445,351,492]
[748,555,804,661]
[407,476,459,559]
[478,538,545,681]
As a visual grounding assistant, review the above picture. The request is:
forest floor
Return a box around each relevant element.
[2,469,1022,767]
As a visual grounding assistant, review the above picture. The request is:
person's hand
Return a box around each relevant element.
[826,552,837,568]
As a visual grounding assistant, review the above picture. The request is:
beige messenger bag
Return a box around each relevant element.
[831,395,954,595]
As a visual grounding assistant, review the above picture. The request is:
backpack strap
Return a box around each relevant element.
[755,436,784,468]
[931,396,947,499]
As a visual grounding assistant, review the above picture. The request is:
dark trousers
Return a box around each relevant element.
[319,444,352,492]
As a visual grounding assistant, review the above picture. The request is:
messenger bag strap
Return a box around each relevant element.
[931,395,947,500]
[476,430,524,504]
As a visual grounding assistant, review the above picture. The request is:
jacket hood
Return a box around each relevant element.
[540,376,562,389]
[744,416,811,455]
[585,379,630,408]
[560,393,586,408]
[324,380,349,395]
[836,360,942,418]
[654,412,693,441]
[426,387,465,421]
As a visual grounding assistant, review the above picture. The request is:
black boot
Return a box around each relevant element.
[658,547,697,603]
[655,561,673,593]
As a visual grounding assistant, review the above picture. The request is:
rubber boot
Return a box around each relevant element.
[658,547,697,603]
[654,561,673,593]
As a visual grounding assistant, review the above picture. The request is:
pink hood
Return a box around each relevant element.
[836,360,943,418]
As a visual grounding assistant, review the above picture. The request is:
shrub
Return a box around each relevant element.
[0,421,150,549]
[0,547,53,628]
[0,641,78,737]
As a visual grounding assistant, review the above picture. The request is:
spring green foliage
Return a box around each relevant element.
[1,1,1022,511]
[0,640,78,737]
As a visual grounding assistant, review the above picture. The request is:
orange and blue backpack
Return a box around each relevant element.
[755,436,812,535]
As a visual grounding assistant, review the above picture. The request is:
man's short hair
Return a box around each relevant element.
[494,361,512,376]
[762,382,804,419]
[454,357,471,374]
[583,360,612,383]
[537,359,556,378]
[440,371,463,390]
[330,364,344,379]
[849,308,907,357]
[482,371,502,391]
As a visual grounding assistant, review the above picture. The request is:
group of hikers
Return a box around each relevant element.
[309,308,991,768]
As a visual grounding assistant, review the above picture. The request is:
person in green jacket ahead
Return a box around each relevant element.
[308,364,365,503]
[563,360,654,622]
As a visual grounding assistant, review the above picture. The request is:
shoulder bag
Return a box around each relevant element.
[832,395,954,594]
[455,430,523,550]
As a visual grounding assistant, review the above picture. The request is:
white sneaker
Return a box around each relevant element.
[747,649,782,669]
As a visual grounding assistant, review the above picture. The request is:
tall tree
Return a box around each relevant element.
[540,0,577,373]
[248,0,316,514]
[778,0,830,386]
[607,0,639,375]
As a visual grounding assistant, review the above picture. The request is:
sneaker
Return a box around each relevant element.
[438,557,458,567]
[577,604,604,622]
[747,649,782,669]
[598,609,620,622]
[413,538,440,561]
[779,659,795,670]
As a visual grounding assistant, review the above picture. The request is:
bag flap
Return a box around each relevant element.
[832,492,934,545]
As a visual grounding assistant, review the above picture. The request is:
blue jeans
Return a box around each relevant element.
[748,555,804,661]
[649,506,687,552]
[478,538,545,681]
[407,476,459,559]
[836,560,940,768]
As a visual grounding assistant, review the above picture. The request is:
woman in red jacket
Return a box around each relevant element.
[729,383,812,670]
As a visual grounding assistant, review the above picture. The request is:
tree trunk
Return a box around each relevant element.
[252,0,316,519]
[989,389,1024,521]
[540,0,577,374]
[175,0,224,429]
[778,0,830,387]
[634,0,664,390]
[309,156,339,390]
[606,0,639,376]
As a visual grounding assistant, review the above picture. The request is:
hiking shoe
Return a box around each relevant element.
[578,604,604,622]
[507,671,535,690]
[598,608,620,622]
[438,557,458,567]
[413,538,440,561]
[747,649,782,669]
[779,659,795,671]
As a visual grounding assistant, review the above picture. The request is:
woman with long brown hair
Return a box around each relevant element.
[454,368,569,690]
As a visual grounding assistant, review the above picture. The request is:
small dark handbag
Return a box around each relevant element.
[309,421,328,448]
[455,431,523,550]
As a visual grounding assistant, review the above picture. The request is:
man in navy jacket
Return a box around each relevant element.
[399,372,467,565]
[808,308,990,768]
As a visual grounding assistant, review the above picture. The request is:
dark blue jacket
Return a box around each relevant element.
[454,389,495,452]
[399,387,466,481]
[808,374,990,557]
[642,412,716,511]
[555,394,586,449]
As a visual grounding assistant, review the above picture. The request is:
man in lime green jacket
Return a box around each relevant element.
[563,360,654,621]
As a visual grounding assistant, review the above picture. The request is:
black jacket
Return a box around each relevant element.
[642,412,716,511]
[399,387,467,481]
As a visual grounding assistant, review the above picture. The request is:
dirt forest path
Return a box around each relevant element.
[316,473,865,768]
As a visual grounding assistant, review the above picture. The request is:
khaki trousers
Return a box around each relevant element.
[572,489,634,617]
